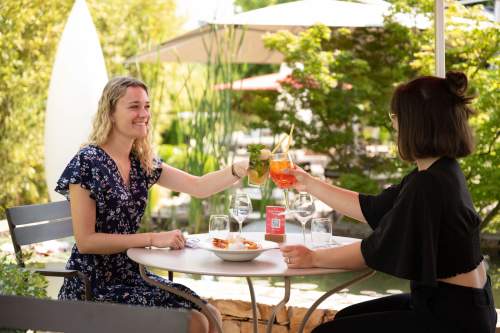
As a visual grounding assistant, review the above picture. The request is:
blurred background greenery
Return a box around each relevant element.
[0,0,498,234]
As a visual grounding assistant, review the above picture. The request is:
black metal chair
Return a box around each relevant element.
[0,295,190,333]
[6,201,92,300]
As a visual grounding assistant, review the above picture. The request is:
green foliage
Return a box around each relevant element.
[261,23,417,188]
[257,3,499,229]
[87,0,182,143]
[338,173,379,195]
[0,0,72,218]
[161,118,188,145]
[158,144,188,169]
[406,2,500,230]
[87,0,181,76]
[0,0,181,220]
[175,25,244,232]
[234,0,294,12]
[0,254,47,297]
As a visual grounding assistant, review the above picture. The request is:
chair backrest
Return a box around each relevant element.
[0,295,190,333]
[6,201,73,266]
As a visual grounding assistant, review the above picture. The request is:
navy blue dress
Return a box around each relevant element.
[55,144,202,310]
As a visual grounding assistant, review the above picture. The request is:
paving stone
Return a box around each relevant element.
[222,319,241,332]
[288,307,324,333]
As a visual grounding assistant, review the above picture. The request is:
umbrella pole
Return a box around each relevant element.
[435,0,445,78]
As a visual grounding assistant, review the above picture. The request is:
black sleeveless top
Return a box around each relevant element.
[359,157,483,286]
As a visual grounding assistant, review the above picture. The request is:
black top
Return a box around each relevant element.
[359,157,483,286]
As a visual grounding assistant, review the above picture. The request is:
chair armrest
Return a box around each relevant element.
[34,268,79,278]
[34,268,92,301]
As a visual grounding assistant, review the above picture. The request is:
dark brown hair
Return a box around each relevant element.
[391,71,475,161]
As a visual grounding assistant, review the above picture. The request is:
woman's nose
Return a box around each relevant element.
[139,106,150,117]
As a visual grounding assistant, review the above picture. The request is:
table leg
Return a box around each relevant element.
[297,269,376,333]
[139,264,223,333]
[266,276,291,333]
[246,277,259,333]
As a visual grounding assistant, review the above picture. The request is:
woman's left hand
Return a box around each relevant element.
[280,244,315,268]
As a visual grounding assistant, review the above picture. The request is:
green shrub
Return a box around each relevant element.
[0,253,47,298]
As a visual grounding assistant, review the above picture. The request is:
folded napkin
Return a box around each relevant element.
[185,237,200,249]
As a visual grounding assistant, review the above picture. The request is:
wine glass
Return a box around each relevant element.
[209,215,230,239]
[229,192,252,235]
[311,218,333,247]
[269,152,296,210]
[292,193,315,244]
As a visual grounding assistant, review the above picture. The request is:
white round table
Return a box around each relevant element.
[127,232,374,333]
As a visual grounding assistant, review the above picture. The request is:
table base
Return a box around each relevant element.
[139,264,223,333]
[244,269,375,333]
[139,263,374,333]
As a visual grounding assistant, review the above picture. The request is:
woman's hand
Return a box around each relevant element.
[233,159,249,178]
[280,244,316,268]
[285,166,313,192]
[151,230,186,250]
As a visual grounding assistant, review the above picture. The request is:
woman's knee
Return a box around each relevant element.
[189,310,209,333]
[207,303,222,320]
[206,303,222,333]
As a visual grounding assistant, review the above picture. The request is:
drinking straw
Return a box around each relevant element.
[271,134,289,154]
[285,124,295,153]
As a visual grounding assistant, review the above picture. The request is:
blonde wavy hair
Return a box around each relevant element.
[88,76,155,174]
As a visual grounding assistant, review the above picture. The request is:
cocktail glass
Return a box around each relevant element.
[269,152,296,211]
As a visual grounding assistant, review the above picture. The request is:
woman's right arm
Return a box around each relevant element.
[288,168,367,223]
[69,184,185,255]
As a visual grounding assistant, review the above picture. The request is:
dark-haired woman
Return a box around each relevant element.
[280,72,496,332]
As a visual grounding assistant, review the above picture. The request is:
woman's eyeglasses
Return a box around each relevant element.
[388,113,396,121]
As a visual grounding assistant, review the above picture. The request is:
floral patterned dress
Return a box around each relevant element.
[55,144,202,310]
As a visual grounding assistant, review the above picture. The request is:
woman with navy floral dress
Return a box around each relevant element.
[55,77,248,333]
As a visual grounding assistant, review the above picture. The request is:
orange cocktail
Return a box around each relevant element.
[270,153,296,210]
[270,159,296,188]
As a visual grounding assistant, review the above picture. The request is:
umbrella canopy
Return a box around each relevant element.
[127,0,405,65]
[127,0,442,74]
[214,72,287,91]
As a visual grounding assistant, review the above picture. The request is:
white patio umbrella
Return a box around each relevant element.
[127,0,442,75]
[127,0,403,65]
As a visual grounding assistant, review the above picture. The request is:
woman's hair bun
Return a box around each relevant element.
[445,71,468,96]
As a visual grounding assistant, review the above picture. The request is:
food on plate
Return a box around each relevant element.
[212,236,260,250]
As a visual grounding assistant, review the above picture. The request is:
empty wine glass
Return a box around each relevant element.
[209,215,230,239]
[292,193,315,244]
[229,192,252,235]
[311,218,333,247]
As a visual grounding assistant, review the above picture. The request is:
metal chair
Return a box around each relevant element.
[0,295,190,333]
[6,201,92,300]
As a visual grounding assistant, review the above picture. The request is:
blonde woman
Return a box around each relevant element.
[55,77,247,333]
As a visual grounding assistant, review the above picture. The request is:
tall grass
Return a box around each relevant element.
[182,24,244,232]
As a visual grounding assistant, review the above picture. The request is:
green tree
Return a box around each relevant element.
[396,0,499,230]
[261,22,418,193]
[87,0,182,140]
[258,2,499,228]
[0,0,73,217]
[0,0,182,218]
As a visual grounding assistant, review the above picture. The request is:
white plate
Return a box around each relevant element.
[199,239,278,262]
